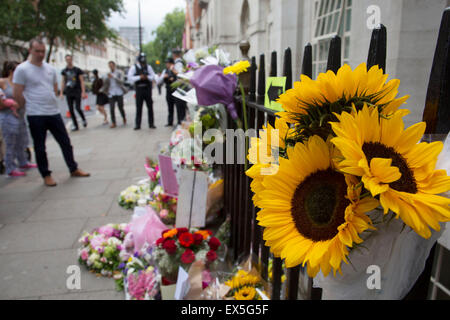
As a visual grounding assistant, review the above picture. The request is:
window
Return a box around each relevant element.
[429,244,450,300]
[311,0,352,78]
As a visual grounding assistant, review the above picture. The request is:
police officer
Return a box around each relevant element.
[170,49,187,124]
[157,58,178,127]
[127,53,156,130]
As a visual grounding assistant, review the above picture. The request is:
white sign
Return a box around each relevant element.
[174,267,191,300]
[176,169,208,229]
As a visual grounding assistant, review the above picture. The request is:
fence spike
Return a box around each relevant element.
[257,54,266,104]
[270,51,277,77]
[327,35,341,73]
[302,43,313,78]
[367,24,387,73]
[283,48,293,90]
[423,7,450,134]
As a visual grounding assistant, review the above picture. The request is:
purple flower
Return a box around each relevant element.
[134,252,140,258]
[97,247,104,254]
[117,245,123,251]
[118,263,126,270]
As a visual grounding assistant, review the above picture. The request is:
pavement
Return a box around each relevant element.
[0,89,174,300]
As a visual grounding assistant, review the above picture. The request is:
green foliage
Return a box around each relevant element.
[143,8,185,73]
[0,0,124,61]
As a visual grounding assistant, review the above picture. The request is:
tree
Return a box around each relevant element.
[143,8,185,73]
[0,0,124,62]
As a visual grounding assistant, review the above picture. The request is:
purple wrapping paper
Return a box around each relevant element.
[190,65,238,120]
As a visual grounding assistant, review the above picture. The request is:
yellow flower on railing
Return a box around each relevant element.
[223,60,251,75]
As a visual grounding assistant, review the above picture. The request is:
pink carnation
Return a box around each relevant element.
[80,250,89,261]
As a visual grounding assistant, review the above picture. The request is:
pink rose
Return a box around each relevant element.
[80,250,89,261]
[159,209,169,219]
[98,226,115,237]
[90,235,106,250]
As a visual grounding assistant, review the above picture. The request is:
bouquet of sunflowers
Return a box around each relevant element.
[246,63,450,283]
[224,269,268,300]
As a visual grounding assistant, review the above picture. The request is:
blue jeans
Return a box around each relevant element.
[0,113,28,174]
[27,114,78,178]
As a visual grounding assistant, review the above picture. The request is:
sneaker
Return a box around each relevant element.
[165,124,172,127]
[8,170,26,177]
[19,163,38,170]
[83,120,87,128]
[71,126,79,132]
[150,125,157,129]
[134,127,141,131]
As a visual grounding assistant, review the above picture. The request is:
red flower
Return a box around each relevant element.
[162,277,176,286]
[156,238,164,246]
[181,249,195,264]
[162,239,177,255]
[179,232,194,248]
[208,237,221,251]
[206,250,217,262]
[177,228,189,235]
[193,233,204,246]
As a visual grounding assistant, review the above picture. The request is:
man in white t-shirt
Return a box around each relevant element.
[13,38,90,187]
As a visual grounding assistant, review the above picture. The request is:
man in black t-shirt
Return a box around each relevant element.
[60,54,88,131]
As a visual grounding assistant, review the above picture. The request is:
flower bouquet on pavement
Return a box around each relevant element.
[152,228,222,285]
[116,251,161,300]
[78,224,130,277]
[149,185,178,225]
[118,181,151,210]
[246,63,450,299]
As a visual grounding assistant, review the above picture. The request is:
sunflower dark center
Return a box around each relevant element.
[291,169,349,241]
[362,142,418,194]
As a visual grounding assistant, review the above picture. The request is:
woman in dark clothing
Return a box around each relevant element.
[92,70,109,125]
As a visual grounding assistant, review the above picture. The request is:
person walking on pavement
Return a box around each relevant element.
[127,53,156,130]
[103,61,128,129]
[60,54,88,131]
[13,38,90,187]
[0,61,37,177]
[171,49,188,125]
[92,69,109,125]
[157,58,177,127]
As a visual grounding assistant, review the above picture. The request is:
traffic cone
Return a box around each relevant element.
[66,111,71,118]
[84,105,91,111]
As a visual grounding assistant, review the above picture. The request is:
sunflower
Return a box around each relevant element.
[276,63,409,143]
[223,60,251,75]
[234,287,257,300]
[254,136,379,277]
[331,105,450,239]
[246,118,294,202]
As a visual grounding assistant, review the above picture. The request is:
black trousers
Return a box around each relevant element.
[66,94,85,129]
[166,91,176,125]
[109,95,126,124]
[27,115,78,178]
[135,87,154,128]
[174,97,187,125]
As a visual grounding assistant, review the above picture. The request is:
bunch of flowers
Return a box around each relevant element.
[149,185,177,225]
[152,228,221,284]
[224,270,267,300]
[118,181,151,210]
[247,63,450,278]
[144,158,160,190]
[116,250,160,300]
[78,224,129,277]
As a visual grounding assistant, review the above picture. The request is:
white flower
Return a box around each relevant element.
[107,237,121,246]
[88,253,100,264]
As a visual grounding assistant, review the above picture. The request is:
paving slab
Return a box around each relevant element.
[0,201,44,224]
[26,196,114,222]
[0,218,86,254]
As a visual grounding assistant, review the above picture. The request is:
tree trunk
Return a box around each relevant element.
[46,36,54,63]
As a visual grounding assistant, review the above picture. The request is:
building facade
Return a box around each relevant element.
[185,0,449,127]
[119,26,146,51]
[1,36,138,80]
